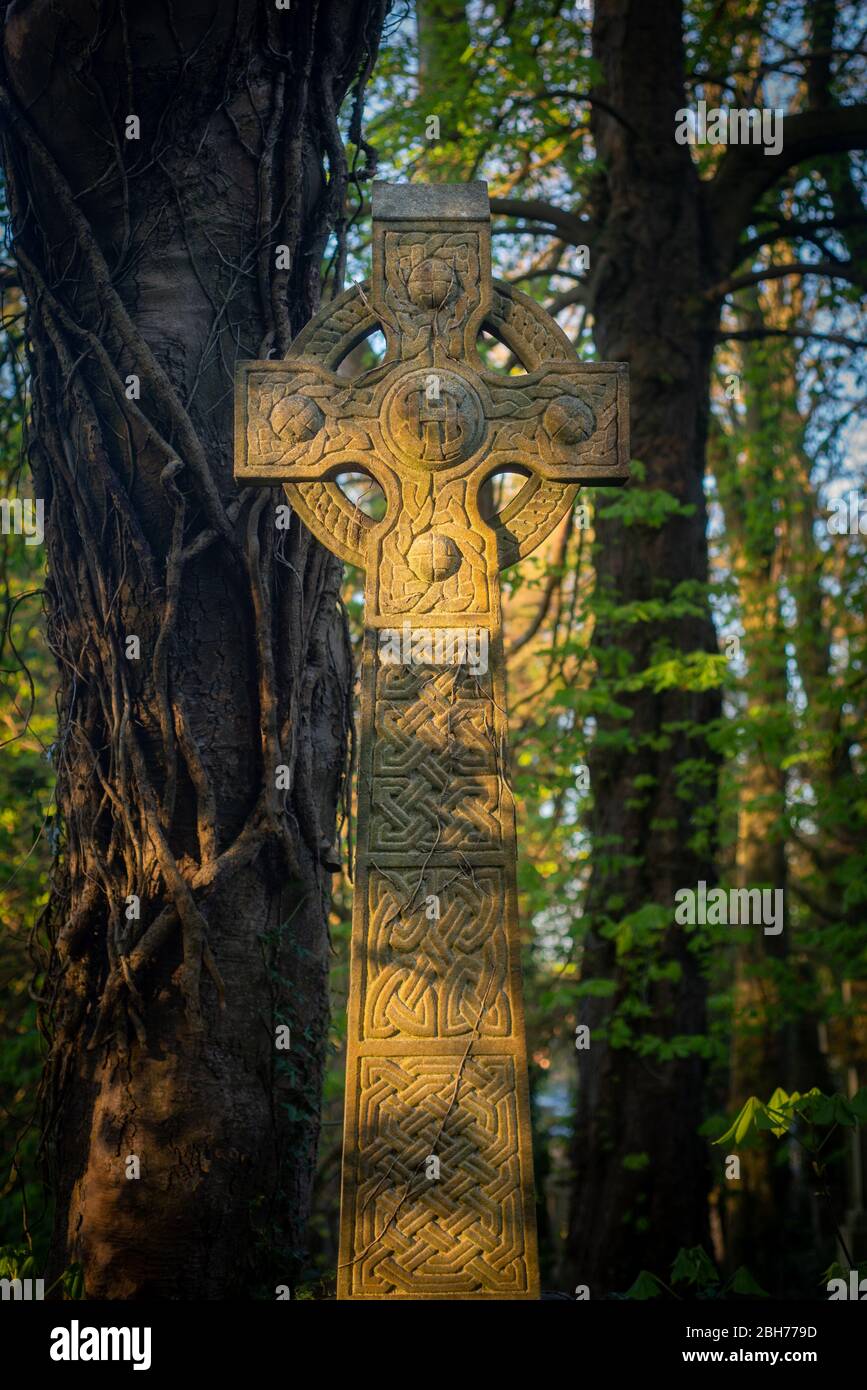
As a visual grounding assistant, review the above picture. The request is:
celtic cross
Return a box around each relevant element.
[235,182,629,1299]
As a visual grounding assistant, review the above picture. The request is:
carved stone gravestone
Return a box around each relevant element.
[235,181,629,1299]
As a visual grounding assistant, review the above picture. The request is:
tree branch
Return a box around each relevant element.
[715,326,866,351]
[489,197,588,247]
[739,214,867,258]
[708,104,867,256]
[509,267,586,284]
[493,224,566,240]
[547,284,588,314]
[706,258,865,300]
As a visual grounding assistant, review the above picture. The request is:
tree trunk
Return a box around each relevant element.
[565,0,721,1293]
[1,0,387,1299]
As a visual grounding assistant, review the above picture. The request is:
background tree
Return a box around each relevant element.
[563,0,866,1295]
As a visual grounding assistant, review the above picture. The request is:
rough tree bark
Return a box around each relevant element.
[1,0,388,1299]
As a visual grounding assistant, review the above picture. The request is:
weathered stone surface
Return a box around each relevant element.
[235,181,629,1299]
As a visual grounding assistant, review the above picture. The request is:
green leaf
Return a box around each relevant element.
[714,1096,764,1146]
[624,1270,663,1300]
[731,1266,769,1297]
[622,1152,650,1172]
[797,1090,835,1126]
[671,1245,717,1288]
[849,1088,867,1122]
[575,976,618,999]
[756,1089,798,1137]
[833,1094,858,1127]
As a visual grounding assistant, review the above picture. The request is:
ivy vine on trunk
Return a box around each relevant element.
[1,0,389,1299]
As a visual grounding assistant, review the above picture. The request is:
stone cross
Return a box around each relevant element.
[235,182,629,1300]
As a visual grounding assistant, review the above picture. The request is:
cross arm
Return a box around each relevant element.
[234,358,392,494]
[480,361,629,485]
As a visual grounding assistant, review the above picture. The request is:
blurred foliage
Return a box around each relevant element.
[619,1245,769,1301]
